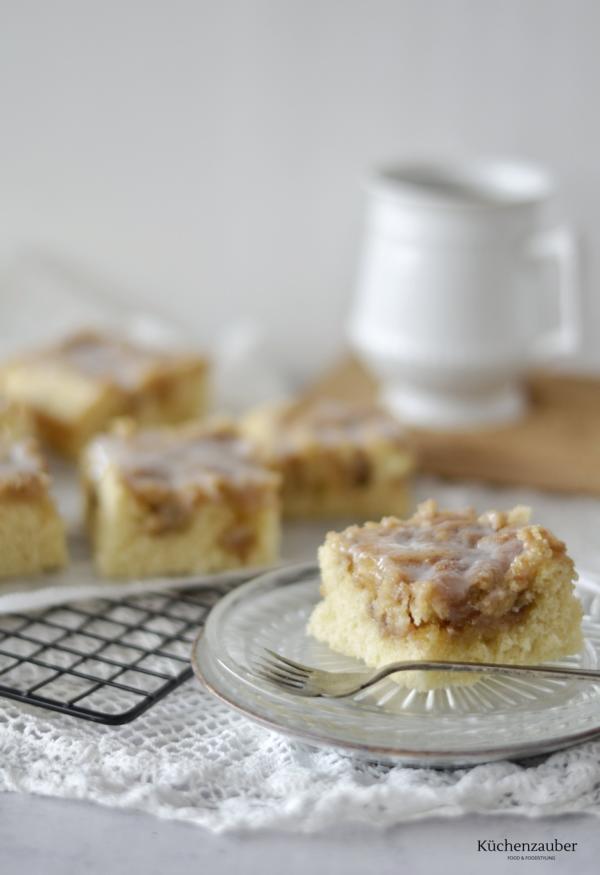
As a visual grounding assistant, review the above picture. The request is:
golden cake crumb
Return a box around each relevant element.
[0,434,67,578]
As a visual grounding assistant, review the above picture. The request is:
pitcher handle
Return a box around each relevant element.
[529,225,580,359]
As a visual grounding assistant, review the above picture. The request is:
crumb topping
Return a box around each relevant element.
[266,400,409,453]
[329,500,570,632]
[247,400,413,495]
[85,424,279,532]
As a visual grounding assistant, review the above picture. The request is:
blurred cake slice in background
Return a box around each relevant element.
[0,395,34,441]
[308,500,583,690]
[82,420,280,579]
[242,399,414,518]
[0,399,68,578]
[0,330,209,457]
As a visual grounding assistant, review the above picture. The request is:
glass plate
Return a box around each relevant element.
[191,563,600,767]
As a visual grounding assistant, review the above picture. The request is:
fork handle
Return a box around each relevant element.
[362,660,600,690]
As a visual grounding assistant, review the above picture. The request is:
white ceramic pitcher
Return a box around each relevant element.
[348,158,579,428]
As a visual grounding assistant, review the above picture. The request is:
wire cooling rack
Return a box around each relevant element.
[0,584,231,725]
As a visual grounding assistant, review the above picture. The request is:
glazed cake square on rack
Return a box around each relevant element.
[242,399,414,518]
[308,501,583,690]
[82,421,281,578]
[0,330,208,457]
[0,400,67,578]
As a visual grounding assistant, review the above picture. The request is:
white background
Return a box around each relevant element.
[1,0,598,382]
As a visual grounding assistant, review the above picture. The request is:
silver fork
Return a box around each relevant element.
[255,648,600,698]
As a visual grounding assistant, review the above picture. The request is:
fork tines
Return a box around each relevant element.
[254,648,312,693]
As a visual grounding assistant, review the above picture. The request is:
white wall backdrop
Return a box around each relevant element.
[1,0,598,381]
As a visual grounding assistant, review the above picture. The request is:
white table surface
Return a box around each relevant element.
[0,792,598,874]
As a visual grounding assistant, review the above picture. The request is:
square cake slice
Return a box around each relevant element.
[0,330,209,456]
[242,399,414,518]
[82,422,281,578]
[0,432,67,578]
[0,396,33,441]
[308,500,583,689]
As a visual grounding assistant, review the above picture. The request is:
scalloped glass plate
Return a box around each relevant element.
[191,563,600,767]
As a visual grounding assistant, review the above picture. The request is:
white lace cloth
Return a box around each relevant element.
[1,478,600,832]
[2,670,600,833]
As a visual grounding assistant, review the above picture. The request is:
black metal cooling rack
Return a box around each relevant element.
[0,584,229,725]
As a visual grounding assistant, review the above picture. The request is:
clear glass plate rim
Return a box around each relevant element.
[191,562,600,766]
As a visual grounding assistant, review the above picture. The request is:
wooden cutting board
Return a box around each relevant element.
[304,355,600,496]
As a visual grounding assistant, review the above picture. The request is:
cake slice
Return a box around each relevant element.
[308,501,583,690]
[0,414,67,577]
[82,421,281,578]
[242,399,414,518]
[0,330,209,456]
[0,396,33,441]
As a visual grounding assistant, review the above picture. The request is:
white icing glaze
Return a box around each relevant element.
[86,428,276,498]
[48,332,186,389]
[0,439,43,485]
[275,400,408,450]
[62,340,153,386]
[343,516,524,603]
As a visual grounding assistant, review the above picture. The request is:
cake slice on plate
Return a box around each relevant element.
[82,421,281,578]
[308,500,583,690]
[242,399,414,518]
